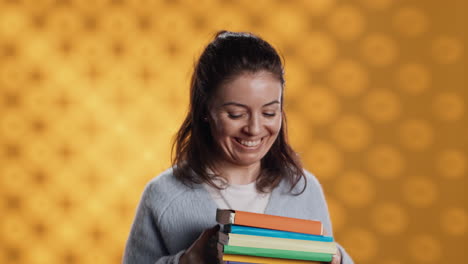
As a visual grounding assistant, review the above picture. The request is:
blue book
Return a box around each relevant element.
[224,224,334,242]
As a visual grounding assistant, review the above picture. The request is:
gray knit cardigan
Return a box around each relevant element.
[123,168,354,264]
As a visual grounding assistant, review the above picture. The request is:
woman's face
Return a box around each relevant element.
[208,71,283,168]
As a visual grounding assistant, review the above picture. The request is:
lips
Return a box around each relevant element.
[235,137,263,147]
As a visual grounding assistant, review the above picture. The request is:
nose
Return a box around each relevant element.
[243,113,261,135]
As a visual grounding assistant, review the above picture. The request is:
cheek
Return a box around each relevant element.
[268,117,282,134]
[211,118,238,137]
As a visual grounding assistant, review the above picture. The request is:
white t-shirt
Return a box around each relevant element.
[203,180,271,214]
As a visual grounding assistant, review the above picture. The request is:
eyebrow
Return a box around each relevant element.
[221,100,281,108]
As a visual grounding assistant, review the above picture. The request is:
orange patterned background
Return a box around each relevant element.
[0,0,466,263]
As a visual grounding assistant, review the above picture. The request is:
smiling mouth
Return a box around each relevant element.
[235,137,263,147]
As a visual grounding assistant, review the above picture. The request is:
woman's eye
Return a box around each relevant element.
[263,112,276,117]
[228,113,243,119]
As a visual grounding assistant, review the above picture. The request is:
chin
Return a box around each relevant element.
[232,154,266,167]
[235,160,261,167]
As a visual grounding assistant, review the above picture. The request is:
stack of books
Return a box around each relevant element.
[216,209,337,264]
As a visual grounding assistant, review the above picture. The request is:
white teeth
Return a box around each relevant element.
[239,139,261,147]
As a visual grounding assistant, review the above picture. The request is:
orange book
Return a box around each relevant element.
[216,209,323,236]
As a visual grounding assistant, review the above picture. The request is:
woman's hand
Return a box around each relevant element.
[180,225,220,264]
[330,248,342,264]
[322,229,341,264]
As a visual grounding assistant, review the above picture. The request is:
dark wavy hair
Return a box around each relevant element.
[171,30,306,193]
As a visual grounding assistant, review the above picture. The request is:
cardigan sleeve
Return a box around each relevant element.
[122,184,185,264]
[307,171,355,264]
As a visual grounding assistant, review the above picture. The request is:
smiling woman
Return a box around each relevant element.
[208,71,283,183]
[123,31,354,264]
[170,31,307,196]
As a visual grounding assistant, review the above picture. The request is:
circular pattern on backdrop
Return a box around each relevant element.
[0,87,22,109]
[396,63,431,95]
[0,1,466,263]
[335,171,375,208]
[380,261,402,264]
[0,8,27,38]
[432,36,464,64]
[267,6,307,39]
[100,10,137,38]
[361,33,398,67]
[0,112,29,141]
[362,88,401,123]
[341,228,378,262]
[328,59,369,97]
[393,7,428,37]
[300,32,337,70]
[23,139,56,167]
[74,0,109,14]
[1,213,30,245]
[432,92,464,122]
[403,176,438,207]
[24,192,58,224]
[286,110,314,152]
[0,166,29,192]
[0,60,27,87]
[47,10,82,35]
[436,149,466,179]
[409,235,441,262]
[440,207,467,236]
[327,5,365,41]
[330,114,372,151]
[326,197,346,233]
[303,141,343,179]
[1,188,23,215]
[371,202,408,235]
[300,0,336,16]
[359,0,394,10]
[398,119,434,151]
[366,145,405,179]
[298,86,340,125]
[1,39,20,61]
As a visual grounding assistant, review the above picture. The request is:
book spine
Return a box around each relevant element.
[234,211,323,235]
[223,245,333,262]
[223,253,322,264]
[226,233,337,254]
[226,225,334,242]
[218,232,229,245]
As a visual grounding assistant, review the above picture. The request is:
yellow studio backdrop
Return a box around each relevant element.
[0,0,466,263]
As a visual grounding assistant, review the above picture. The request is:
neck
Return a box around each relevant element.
[213,162,261,185]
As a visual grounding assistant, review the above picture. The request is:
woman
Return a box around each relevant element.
[123,31,354,264]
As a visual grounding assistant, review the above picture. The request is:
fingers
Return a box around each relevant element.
[198,224,220,245]
[203,225,221,264]
[331,248,342,264]
[196,225,220,244]
[183,225,221,264]
[207,224,221,236]
[322,254,340,264]
[331,254,340,264]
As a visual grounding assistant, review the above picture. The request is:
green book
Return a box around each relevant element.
[223,245,333,262]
